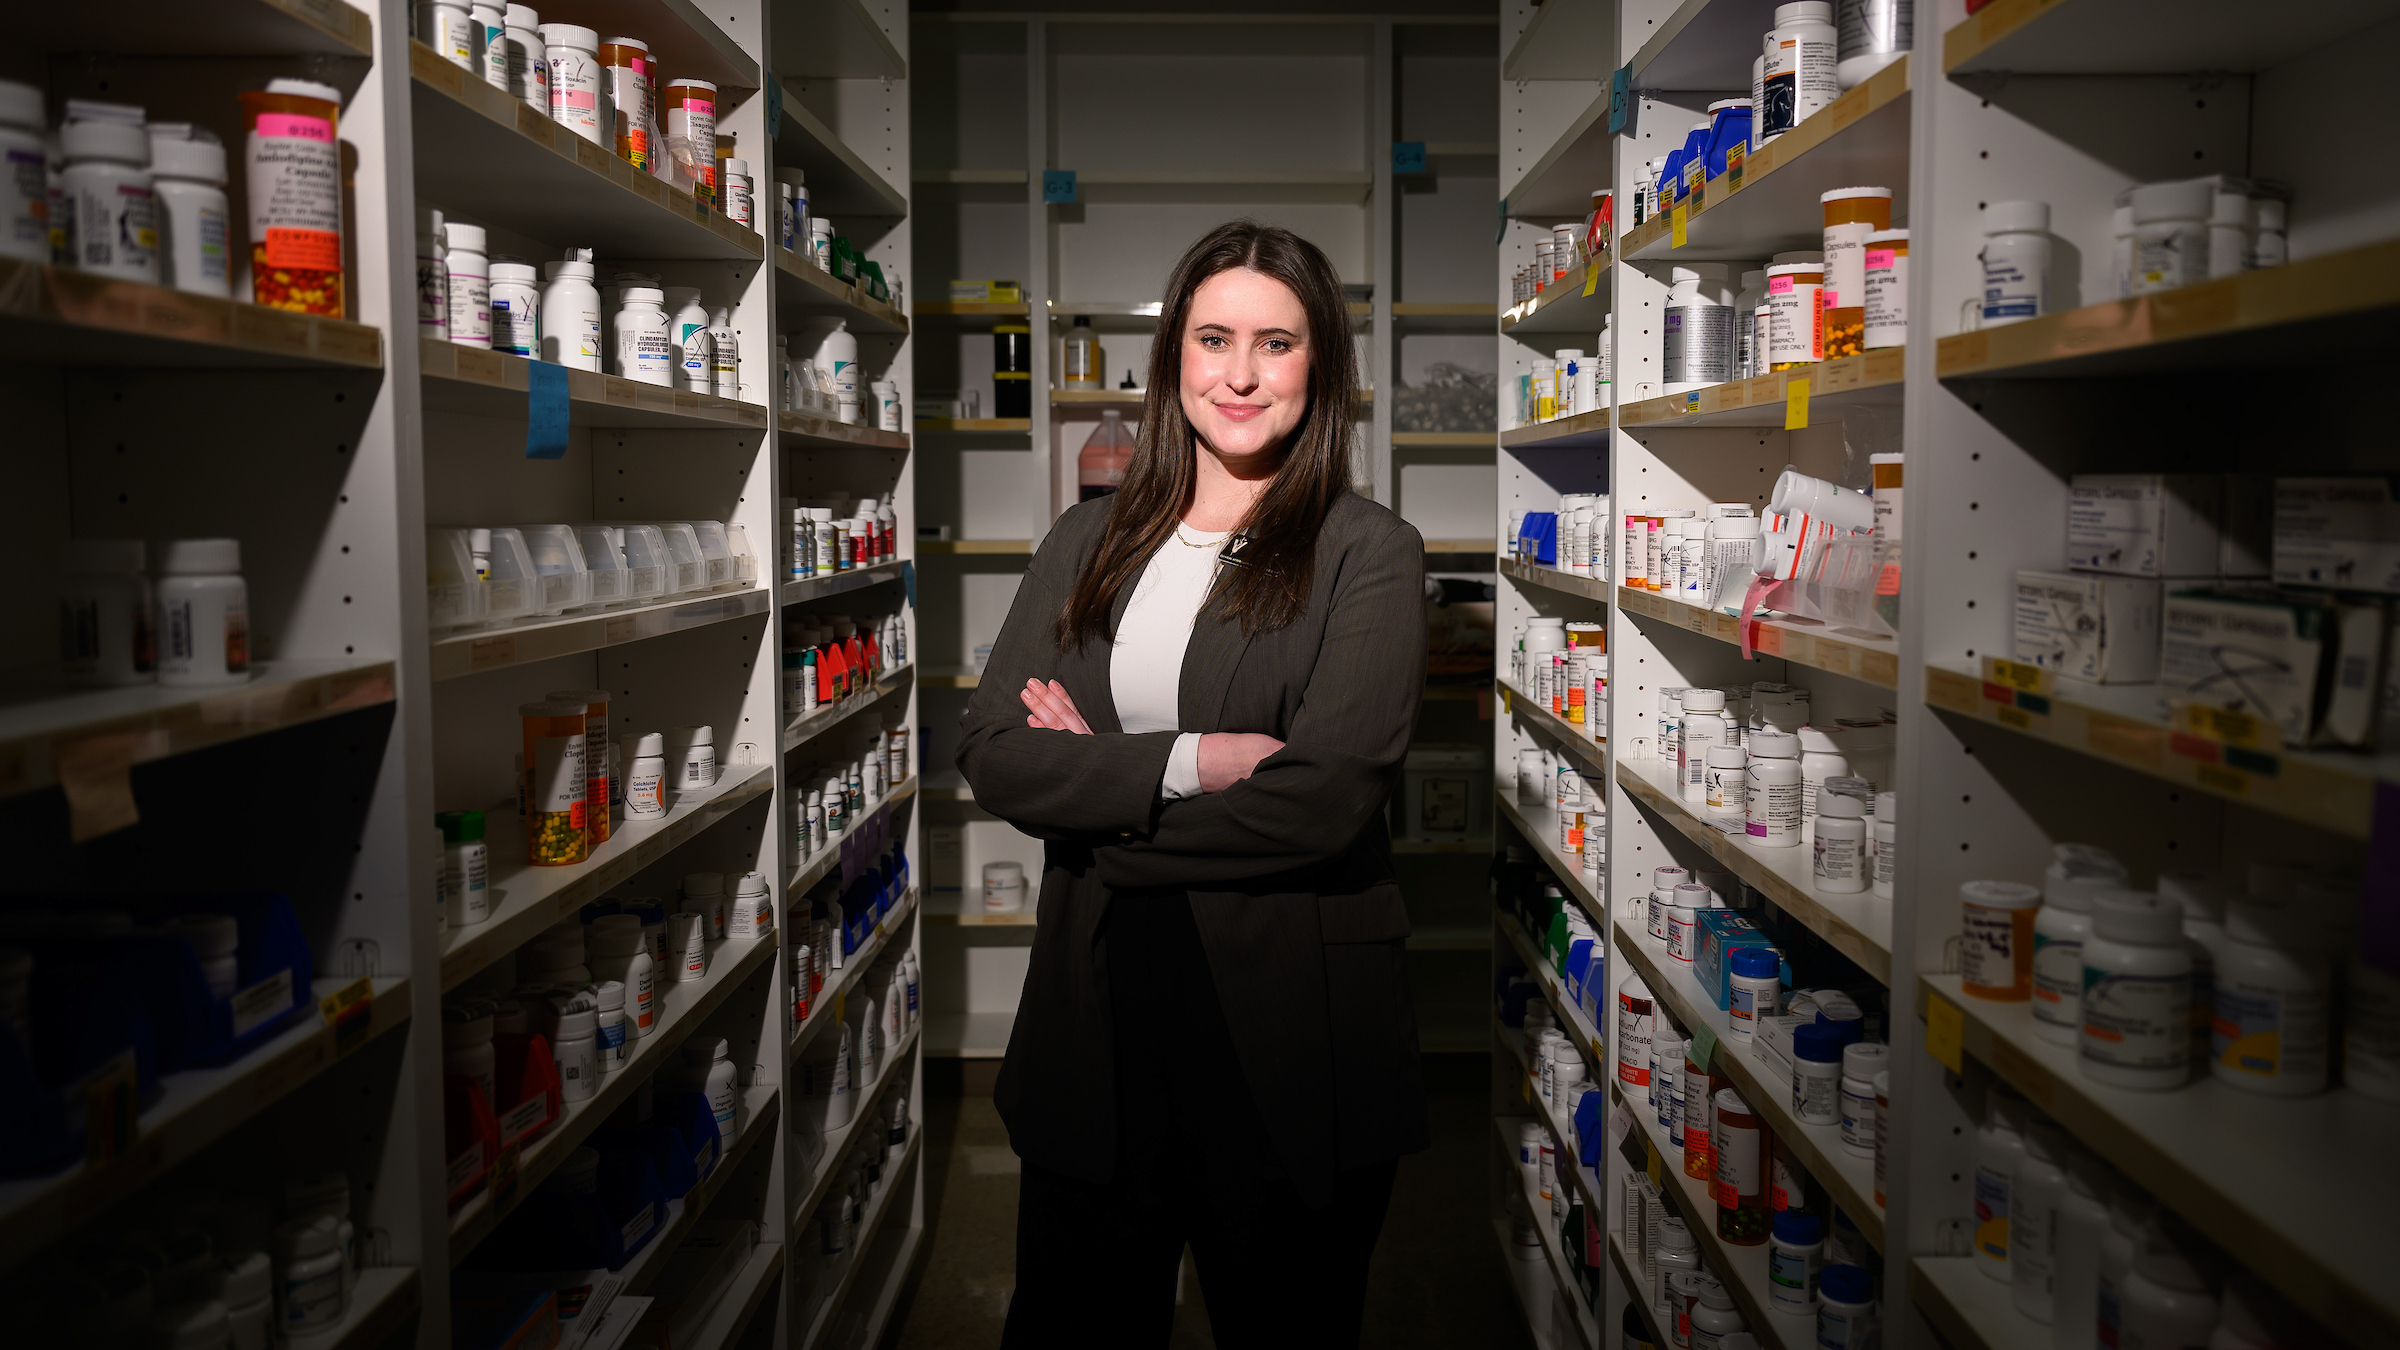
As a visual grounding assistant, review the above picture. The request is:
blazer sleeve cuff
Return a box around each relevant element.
[1160,733,1205,801]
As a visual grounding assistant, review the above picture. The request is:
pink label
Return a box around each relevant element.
[1823,289,1842,308]
[561,90,598,110]
[1864,249,1896,269]
[255,113,333,142]
[680,97,715,118]
[1769,276,1794,295]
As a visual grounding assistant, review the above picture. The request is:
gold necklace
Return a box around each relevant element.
[1175,524,1230,549]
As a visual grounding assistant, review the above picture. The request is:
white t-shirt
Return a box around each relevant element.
[1110,524,1231,799]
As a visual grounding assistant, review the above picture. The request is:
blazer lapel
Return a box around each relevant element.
[1076,556,1142,734]
[1179,588,1252,734]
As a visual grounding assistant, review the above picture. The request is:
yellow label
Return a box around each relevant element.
[1784,377,1810,430]
[1671,205,1688,249]
[1926,990,1964,1074]
[1983,657,2053,697]
[1725,142,1746,191]
[1646,1140,1665,1189]
[1583,261,1601,298]
[1996,705,2033,731]
[2194,763,2248,796]
[2174,703,2276,751]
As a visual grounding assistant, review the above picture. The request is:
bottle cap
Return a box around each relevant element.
[683,872,726,899]
[442,221,487,253]
[2092,889,2183,944]
[1820,1264,1872,1304]
[1842,1041,1890,1078]
[491,261,538,285]
[1982,199,2050,234]
[1706,744,1747,768]
[1821,185,1892,203]
[1961,879,2041,911]
[1772,1209,1823,1245]
[62,118,151,164]
[723,157,749,175]
[1730,947,1780,978]
[148,128,227,182]
[2155,870,2227,925]
[1796,726,1841,755]
[2129,180,2211,225]
[1683,688,1727,712]
[161,538,241,575]
[675,724,715,747]
[2045,843,2129,911]
[622,286,664,304]
[1794,1022,1845,1064]
[1748,729,1799,758]
[539,21,599,49]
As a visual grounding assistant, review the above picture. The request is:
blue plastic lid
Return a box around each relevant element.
[1730,947,1781,978]
[1821,1263,1873,1305]
[1794,1022,1845,1063]
[1772,1209,1823,1245]
[1815,1011,1864,1046]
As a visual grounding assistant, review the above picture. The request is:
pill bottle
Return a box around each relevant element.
[241,80,345,315]
[2041,1149,2110,1347]
[62,111,159,283]
[1976,200,2050,326]
[519,700,590,865]
[2033,845,2128,1041]
[1649,509,1694,591]
[2120,1223,2220,1348]
[660,286,708,389]
[821,319,862,420]
[2095,1185,2156,1347]
[669,911,707,981]
[148,126,230,299]
[1837,0,1910,87]
[613,284,672,383]
[1765,262,1823,367]
[1744,729,1802,847]
[1704,745,1749,831]
[1792,727,1847,824]
[1817,1264,1876,1349]
[810,217,834,271]
[2129,180,2209,295]
[541,248,602,370]
[542,24,608,147]
[435,809,490,925]
[61,539,156,687]
[1617,973,1655,1088]
[2078,890,2192,1090]
[1654,1031,1684,1144]
[1654,1216,1700,1313]
[599,36,652,170]
[1680,688,1729,800]
[685,1036,739,1145]
[1960,880,2041,999]
[1768,1208,1824,1314]
[1972,1096,2027,1280]
[708,306,740,399]
[488,261,538,356]
[1865,790,1897,900]
[1761,2,1838,140]
[721,156,754,227]
[547,993,597,1101]
[2206,188,2249,281]
[1690,1278,1744,1350]
[984,861,1027,913]
[1819,187,1891,357]
[1710,1087,1769,1245]
[591,980,627,1072]
[873,379,902,431]
[1837,1041,1886,1156]
[525,931,589,984]
[2211,900,2328,1095]
[442,221,490,347]
[1812,785,1869,894]
[680,872,727,941]
[1870,1068,1890,1206]
[1516,1118,1544,1184]
[1663,264,1737,394]
[729,871,772,940]
[621,731,668,819]
[1727,948,1781,1043]
[1861,227,1908,349]
[1791,1022,1842,1125]
[662,78,719,204]
[157,539,249,687]
[0,81,45,264]
[274,1217,345,1333]
[2250,198,2287,268]
[502,6,548,111]
[1667,884,1713,964]
[2008,1120,2069,1324]
[589,922,655,1035]
[420,0,478,68]
[1702,510,1760,612]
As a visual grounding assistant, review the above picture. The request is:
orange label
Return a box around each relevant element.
[264,227,341,270]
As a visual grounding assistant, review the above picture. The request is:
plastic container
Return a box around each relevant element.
[1728,947,1781,1043]
[708,306,740,400]
[517,524,593,614]
[686,1036,739,1147]
[157,539,250,687]
[1836,0,1911,88]
[730,871,773,941]
[61,539,156,687]
[1962,880,2043,1000]
[273,1216,346,1333]
[1664,264,1737,393]
[240,80,344,313]
[0,81,46,264]
[1744,729,1802,847]
[589,920,655,1036]
[1818,1264,1876,1349]
[1812,784,1869,894]
[684,871,728,941]
[1765,262,1823,368]
[2130,179,2210,295]
[437,809,491,925]
[1703,744,1749,832]
[1792,1022,1844,1125]
[148,125,230,298]
[2052,1151,2112,1350]
[1871,789,1898,899]
[614,285,673,384]
[1654,1215,1700,1313]
[2079,890,2191,1090]
[62,105,160,284]
[1079,410,1136,500]
[502,6,548,110]
[1762,3,1839,140]
[2120,1223,2220,1348]
[1768,1208,1824,1313]
[1860,227,1908,350]
[2347,954,2400,1102]
[420,0,478,68]
[2010,1121,2070,1324]
[1837,1042,1887,1156]
[548,991,598,1102]
[1679,688,1730,801]
[1973,1097,2027,1280]
[688,520,736,588]
[2207,187,2250,280]
[1976,200,2050,327]
[2211,901,2329,1095]
[442,221,490,346]
[1710,1087,1769,1245]
[488,261,538,356]
[2096,1186,2157,1349]
[541,24,608,146]
[2034,845,2129,1043]
[541,248,603,370]
[661,79,718,203]
[520,700,591,865]
[600,35,653,171]
[1819,187,1892,358]
[623,731,669,820]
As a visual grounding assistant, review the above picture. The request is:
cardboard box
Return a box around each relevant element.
[2014,570,2161,683]
[2274,478,2400,594]
[2156,589,2383,746]
[2067,474,2223,578]
[946,279,1023,303]
[1693,910,1781,1011]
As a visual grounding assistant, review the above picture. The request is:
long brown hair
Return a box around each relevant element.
[1056,220,1357,647]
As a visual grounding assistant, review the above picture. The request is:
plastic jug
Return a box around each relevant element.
[1078,410,1135,501]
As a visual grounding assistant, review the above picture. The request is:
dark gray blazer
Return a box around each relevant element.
[956,489,1432,1207]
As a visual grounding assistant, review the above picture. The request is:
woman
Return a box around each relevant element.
[958,221,1429,1346]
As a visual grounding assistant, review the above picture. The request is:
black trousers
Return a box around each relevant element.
[1000,893,1399,1348]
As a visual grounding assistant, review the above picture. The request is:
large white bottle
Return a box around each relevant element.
[540,248,602,370]
[666,286,710,390]
[816,320,859,424]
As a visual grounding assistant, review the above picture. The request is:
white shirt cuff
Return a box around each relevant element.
[1162,732,1205,800]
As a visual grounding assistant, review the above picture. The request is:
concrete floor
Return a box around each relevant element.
[883,1054,1536,1349]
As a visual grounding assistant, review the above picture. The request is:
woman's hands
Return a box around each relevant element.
[1196,732,1284,793]
[1020,679,1093,735]
[1022,679,1283,793]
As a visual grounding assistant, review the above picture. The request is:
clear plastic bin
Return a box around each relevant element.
[725,523,756,587]
[573,524,630,609]
[613,525,672,603]
[517,525,594,614]
[427,528,488,631]
[479,527,542,627]
[687,521,735,590]
[653,523,708,595]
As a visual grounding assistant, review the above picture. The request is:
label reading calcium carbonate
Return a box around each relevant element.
[2082,969,2190,1072]
[2213,978,2328,1081]
[2030,932,2084,1028]
[1972,1163,2010,1263]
